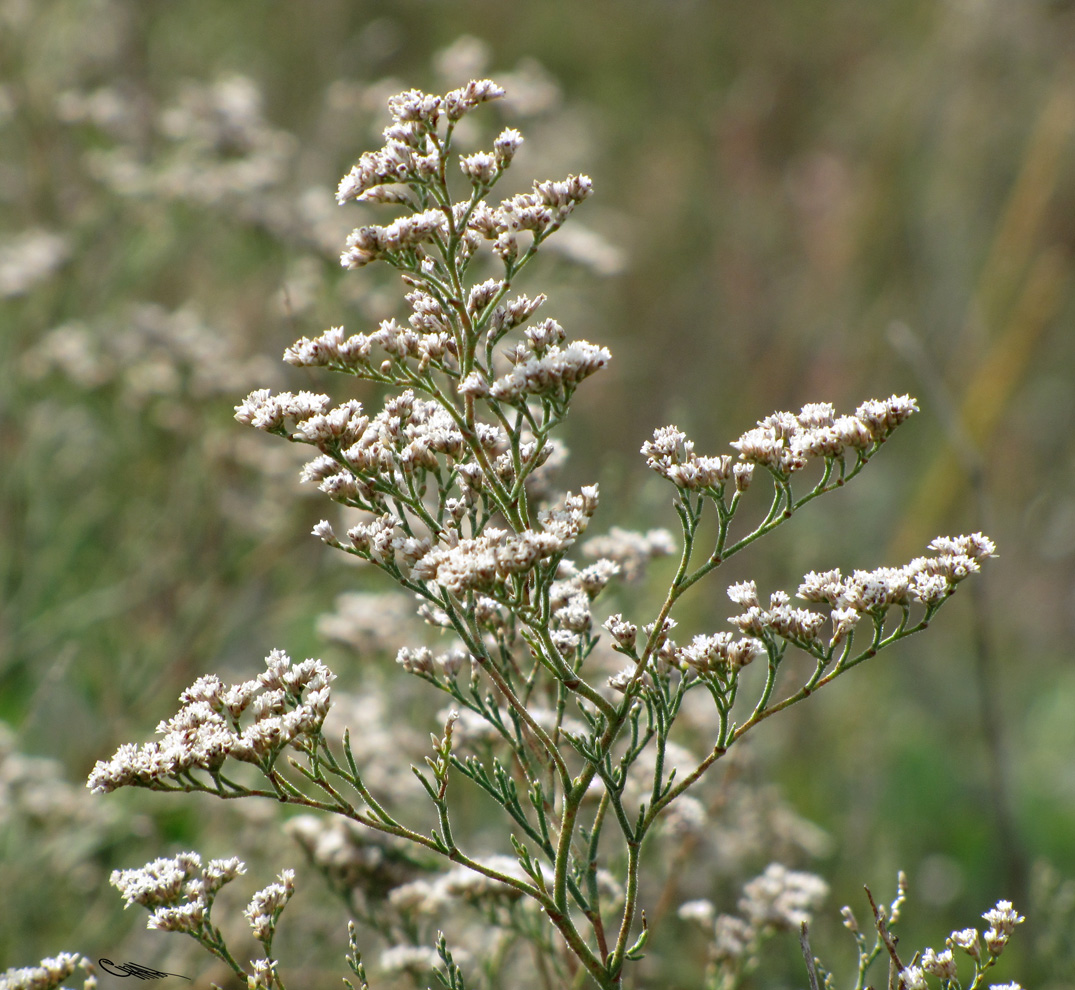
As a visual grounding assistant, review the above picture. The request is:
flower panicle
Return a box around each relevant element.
[719,533,996,653]
[86,650,335,794]
[84,76,1017,990]
[644,395,919,490]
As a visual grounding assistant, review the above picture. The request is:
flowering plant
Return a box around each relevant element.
[69,80,1019,990]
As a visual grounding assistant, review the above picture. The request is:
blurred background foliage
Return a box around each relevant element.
[4,0,1075,986]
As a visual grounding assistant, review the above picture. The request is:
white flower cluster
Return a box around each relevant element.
[444,704,589,752]
[0,953,95,990]
[738,862,829,931]
[890,899,1025,990]
[234,387,333,433]
[484,290,548,345]
[727,583,832,646]
[490,174,594,260]
[604,613,640,652]
[917,947,958,980]
[607,664,654,693]
[644,396,919,487]
[409,530,543,592]
[86,650,335,793]
[982,899,1025,955]
[67,74,296,214]
[247,959,278,990]
[340,209,448,269]
[675,632,765,674]
[110,851,246,934]
[240,388,518,509]
[333,79,592,270]
[386,854,621,918]
[316,591,421,655]
[244,869,296,943]
[711,914,755,961]
[284,292,463,375]
[723,533,996,651]
[581,526,676,581]
[0,228,69,298]
[396,645,468,678]
[387,854,530,916]
[410,487,599,594]
[732,396,918,474]
[544,559,621,652]
[678,863,828,962]
[641,425,742,492]
[286,814,427,896]
[336,81,507,206]
[478,339,611,404]
[558,557,621,599]
[378,945,443,977]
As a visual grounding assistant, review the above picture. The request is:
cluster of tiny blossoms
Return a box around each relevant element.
[678,863,829,964]
[285,813,429,898]
[897,901,1024,990]
[110,852,246,934]
[605,534,995,675]
[235,374,607,592]
[0,953,96,990]
[720,532,996,655]
[643,396,918,490]
[87,650,334,793]
[233,77,611,622]
[239,334,606,504]
[333,80,591,268]
[282,291,608,411]
[109,852,296,988]
[245,869,296,944]
[408,487,599,593]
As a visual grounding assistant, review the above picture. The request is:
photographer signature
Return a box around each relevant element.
[98,959,191,982]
